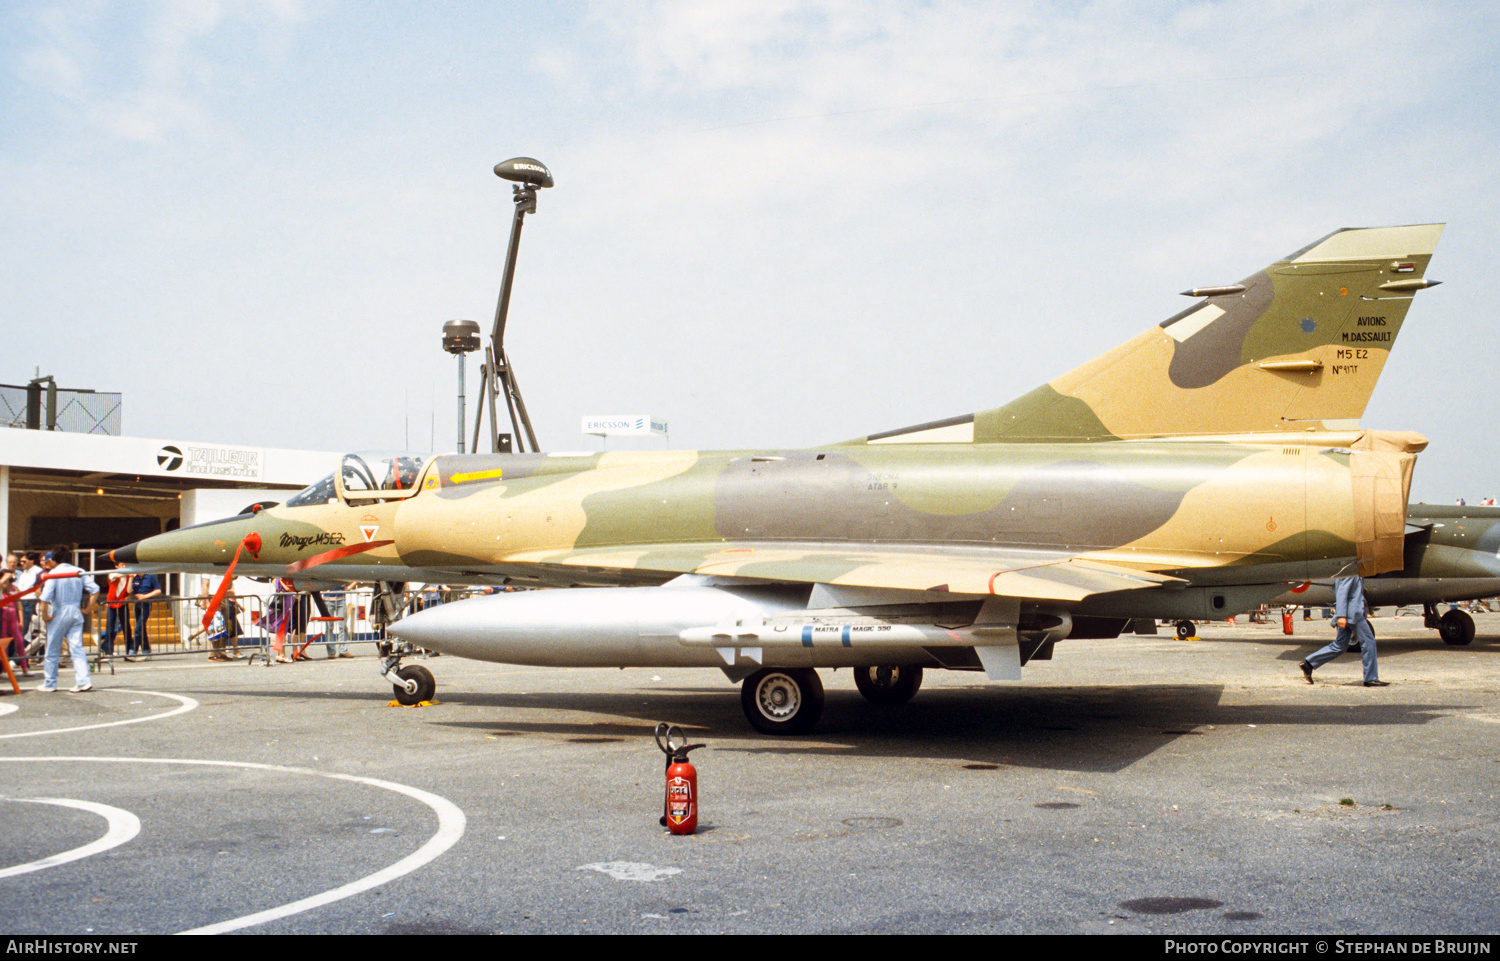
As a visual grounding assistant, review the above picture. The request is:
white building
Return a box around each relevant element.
[1,428,337,566]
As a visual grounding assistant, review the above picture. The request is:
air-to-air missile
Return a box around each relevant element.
[113,224,1445,733]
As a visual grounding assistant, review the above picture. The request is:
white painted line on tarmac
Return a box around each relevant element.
[0,689,198,739]
[180,765,467,935]
[0,756,467,935]
[0,796,141,879]
[0,704,17,717]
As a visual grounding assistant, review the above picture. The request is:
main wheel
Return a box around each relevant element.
[741,668,824,735]
[393,664,436,705]
[1439,609,1475,646]
[853,664,923,706]
[1175,620,1195,640]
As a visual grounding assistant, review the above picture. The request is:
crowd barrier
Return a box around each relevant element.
[75,588,394,671]
[80,585,500,668]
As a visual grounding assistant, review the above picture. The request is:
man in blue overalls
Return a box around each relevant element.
[37,546,99,694]
[126,571,162,661]
[1299,574,1387,687]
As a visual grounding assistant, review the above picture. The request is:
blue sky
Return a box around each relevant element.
[3,1,1496,501]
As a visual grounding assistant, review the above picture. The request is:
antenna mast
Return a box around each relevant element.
[472,156,552,454]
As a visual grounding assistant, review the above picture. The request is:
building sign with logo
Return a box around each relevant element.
[158,443,265,480]
[0,429,329,490]
[581,415,668,437]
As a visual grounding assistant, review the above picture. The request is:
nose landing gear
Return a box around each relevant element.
[373,580,438,705]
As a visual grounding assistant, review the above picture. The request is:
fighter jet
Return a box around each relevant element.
[113,224,1444,733]
[1275,503,1499,645]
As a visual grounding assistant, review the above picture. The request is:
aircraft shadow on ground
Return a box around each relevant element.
[1144,633,1500,660]
[413,683,1459,773]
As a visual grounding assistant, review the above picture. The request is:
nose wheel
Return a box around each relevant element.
[741,668,824,735]
[374,581,438,704]
[390,663,436,705]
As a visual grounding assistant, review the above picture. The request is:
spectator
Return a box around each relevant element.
[1,553,28,676]
[126,570,163,661]
[37,546,98,694]
[100,562,133,658]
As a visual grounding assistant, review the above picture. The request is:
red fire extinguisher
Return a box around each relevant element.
[655,723,705,835]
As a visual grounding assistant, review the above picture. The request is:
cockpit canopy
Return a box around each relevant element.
[284,452,432,508]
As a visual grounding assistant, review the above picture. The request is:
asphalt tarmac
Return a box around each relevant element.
[2,610,1497,935]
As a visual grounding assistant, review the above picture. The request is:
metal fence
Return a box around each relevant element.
[0,385,26,430]
[6,584,509,673]
[79,588,390,669]
[0,382,122,434]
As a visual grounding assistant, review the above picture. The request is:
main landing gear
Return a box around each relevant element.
[852,664,924,705]
[740,668,825,735]
[738,664,927,735]
[1425,603,1476,646]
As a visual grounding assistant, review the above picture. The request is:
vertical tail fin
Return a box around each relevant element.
[860,224,1443,445]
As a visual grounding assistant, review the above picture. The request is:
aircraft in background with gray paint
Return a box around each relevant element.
[1274,504,1499,645]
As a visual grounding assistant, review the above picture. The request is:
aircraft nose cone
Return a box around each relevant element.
[109,541,139,565]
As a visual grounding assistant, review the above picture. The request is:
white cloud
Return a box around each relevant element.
[15,0,309,142]
[1,1,1495,494]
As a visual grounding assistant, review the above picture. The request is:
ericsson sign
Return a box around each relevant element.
[582,415,668,438]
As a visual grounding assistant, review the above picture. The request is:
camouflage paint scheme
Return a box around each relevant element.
[112,225,1444,730]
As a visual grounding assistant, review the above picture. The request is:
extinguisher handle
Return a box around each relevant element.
[655,722,702,757]
[655,722,707,768]
[654,722,684,757]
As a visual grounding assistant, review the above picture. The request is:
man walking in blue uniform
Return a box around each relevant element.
[37,546,99,694]
[1299,574,1388,687]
